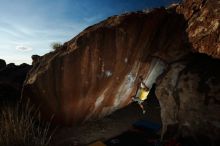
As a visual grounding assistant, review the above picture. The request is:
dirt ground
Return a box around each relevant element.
[51,99,161,146]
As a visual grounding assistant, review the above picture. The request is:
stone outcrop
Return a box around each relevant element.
[155,0,220,144]
[0,61,31,104]
[176,0,220,58]
[22,8,189,125]
[22,0,220,144]
[31,55,41,65]
[156,54,220,144]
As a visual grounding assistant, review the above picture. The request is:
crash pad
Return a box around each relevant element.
[132,119,161,133]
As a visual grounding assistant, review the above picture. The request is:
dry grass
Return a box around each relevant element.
[0,101,53,146]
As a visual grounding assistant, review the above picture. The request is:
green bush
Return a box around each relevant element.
[0,101,53,146]
[51,42,63,50]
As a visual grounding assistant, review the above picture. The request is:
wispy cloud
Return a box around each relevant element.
[0,17,87,65]
[16,45,33,52]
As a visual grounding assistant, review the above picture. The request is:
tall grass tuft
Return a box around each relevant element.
[0,101,53,146]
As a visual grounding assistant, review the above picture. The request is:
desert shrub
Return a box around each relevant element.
[0,101,53,146]
[51,42,63,50]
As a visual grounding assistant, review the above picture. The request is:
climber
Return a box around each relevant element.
[131,76,150,114]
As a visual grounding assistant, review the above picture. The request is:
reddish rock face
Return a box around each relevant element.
[22,8,188,125]
[156,0,220,144]
[177,0,220,58]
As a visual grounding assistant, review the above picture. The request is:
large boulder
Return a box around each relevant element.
[22,2,220,145]
[22,8,189,125]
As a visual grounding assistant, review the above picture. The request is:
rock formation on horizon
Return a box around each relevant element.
[22,0,220,144]
[0,61,31,104]
[0,59,6,70]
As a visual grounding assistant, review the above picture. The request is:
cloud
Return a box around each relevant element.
[16,45,33,51]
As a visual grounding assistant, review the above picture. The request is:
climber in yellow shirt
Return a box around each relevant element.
[132,76,150,114]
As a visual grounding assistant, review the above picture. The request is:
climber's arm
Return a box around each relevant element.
[141,81,149,91]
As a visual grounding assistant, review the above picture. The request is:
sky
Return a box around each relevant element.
[0,0,180,65]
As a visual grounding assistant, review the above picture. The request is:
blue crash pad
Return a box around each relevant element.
[132,119,161,133]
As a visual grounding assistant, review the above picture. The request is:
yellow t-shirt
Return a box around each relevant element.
[137,88,149,101]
